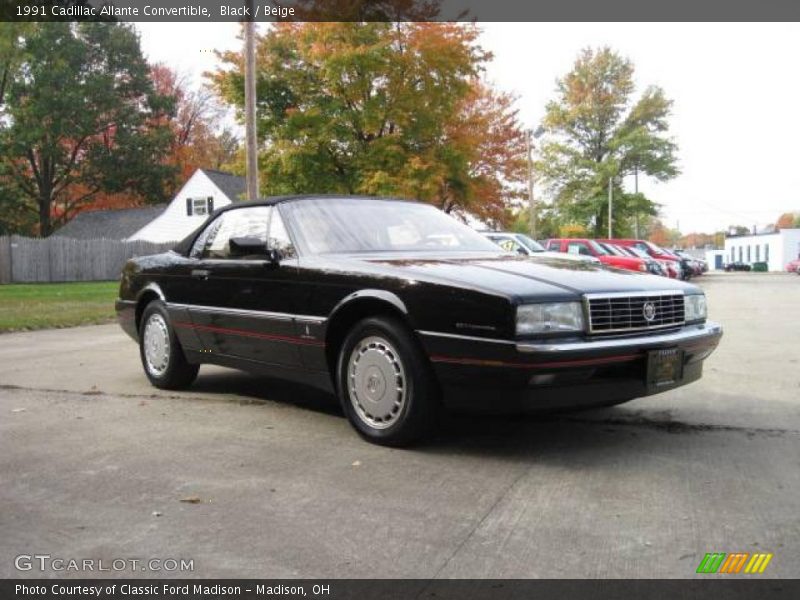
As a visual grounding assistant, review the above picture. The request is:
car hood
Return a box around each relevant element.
[341,252,699,301]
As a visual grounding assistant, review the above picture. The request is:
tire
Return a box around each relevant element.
[336,316,440,447]
[139,300,199,390]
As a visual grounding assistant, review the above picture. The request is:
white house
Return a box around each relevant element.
[128,169,246,243]
[723,229,800,271]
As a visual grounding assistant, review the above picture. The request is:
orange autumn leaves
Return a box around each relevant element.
[211,22,526,226]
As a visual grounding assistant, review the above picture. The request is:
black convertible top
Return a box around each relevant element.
[171,194,415,256]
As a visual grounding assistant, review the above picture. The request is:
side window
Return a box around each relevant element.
[268,209,297,259]
[567,242,590,256]
[190,217,221,258]
[201,206,272,259]
[546,240,560,251]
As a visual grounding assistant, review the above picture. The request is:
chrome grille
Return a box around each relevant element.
[586,292,685,334]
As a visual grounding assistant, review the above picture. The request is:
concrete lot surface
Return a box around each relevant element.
[1,272,798,578]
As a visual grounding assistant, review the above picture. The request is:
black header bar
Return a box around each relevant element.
[3,0,800,22]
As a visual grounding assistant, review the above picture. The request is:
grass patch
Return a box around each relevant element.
[0,281,119,333]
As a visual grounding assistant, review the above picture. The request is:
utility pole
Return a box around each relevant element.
[633,164,640,239]
[244,6,259,202]
[527,126,545,239]
[527,129,535,239]
[608,177,613,239]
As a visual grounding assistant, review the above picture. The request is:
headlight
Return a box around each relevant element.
[516,302,584,335]
[684,294,707,322]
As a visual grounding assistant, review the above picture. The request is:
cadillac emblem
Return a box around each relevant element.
[642,301,657,322]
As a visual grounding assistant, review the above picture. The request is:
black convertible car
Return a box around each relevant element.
[116,196,722,445]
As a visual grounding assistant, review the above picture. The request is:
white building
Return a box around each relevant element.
[704,249,727,271]
[723,229,800,271]
[128,169,245,243]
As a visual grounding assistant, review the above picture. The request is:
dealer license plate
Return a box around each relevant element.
[646,347,684,392]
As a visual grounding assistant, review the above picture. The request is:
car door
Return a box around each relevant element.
[187,205,303,367]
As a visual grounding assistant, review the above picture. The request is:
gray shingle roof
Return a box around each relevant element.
[52,204,167,240]
[203,169,246,202]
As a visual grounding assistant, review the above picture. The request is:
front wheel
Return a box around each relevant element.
[139,300,199,390]
[337,317,440,447]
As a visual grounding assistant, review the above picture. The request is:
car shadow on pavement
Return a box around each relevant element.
[185,369,674,460]
[186,369,342,416]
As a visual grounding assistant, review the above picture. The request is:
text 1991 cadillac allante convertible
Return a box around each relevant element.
[116,196,722,446]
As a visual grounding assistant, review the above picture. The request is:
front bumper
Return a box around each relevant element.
[115,299,138,341]
[418,321,723,412]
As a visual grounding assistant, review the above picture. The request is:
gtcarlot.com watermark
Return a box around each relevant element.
[14,554,194,573]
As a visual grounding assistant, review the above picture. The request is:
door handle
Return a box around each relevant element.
[191,269,210,280]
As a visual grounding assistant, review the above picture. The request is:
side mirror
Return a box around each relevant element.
[229,236,268,258]
[267,248,283,264]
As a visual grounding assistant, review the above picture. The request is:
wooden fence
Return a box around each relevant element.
[0,236,177,284]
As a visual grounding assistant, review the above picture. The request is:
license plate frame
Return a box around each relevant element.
[646,347,684,392]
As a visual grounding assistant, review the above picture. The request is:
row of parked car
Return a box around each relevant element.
[483,232,708,281]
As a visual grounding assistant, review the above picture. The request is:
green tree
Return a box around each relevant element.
[538,47,679,236]
[0,23,175,236]
[211,22,525,224]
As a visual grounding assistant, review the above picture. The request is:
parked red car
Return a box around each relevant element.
[545,238,649,273]
[785,258,800,273]
[598,239,684,280]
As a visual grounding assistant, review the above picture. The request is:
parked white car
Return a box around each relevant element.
[483,232,600,264]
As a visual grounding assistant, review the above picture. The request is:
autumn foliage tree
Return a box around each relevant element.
[0,23,175,236]
[211,22,525,224]
[538,47,679,237]
[775,212,799,229]
[150,64,240,196]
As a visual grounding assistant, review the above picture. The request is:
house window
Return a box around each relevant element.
[738,247,742,262]
[756,245,760,261]
[765,244,769,263]
[746,246,751,262]
[187,196,214,217]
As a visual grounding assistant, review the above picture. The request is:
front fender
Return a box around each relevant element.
[328,289,411,327]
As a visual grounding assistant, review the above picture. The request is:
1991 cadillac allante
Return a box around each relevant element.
[116,196,723,446]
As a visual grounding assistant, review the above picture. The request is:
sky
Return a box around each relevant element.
[136,22,800,234]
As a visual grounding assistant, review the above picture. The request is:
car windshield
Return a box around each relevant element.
[513,234,545,253]
[588,240,609,255]
[645,241,667,255]
[601,243,626,257]
[281,198,503,255]
[626,246,650,259]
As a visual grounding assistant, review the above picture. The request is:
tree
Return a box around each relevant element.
[210,22,525,224]
[538,47,679,236]
[0,23,33,108]
[150,64,240,195]
[647,219,679,247]
[0,23,175,236]
[776,212,798,229]
[291,0,443,20]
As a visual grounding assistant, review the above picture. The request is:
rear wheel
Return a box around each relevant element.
[337,316,440,447]
[139,300,199,390]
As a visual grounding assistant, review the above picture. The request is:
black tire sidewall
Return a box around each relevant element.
[337,316,438,446]
[139,300,197,389]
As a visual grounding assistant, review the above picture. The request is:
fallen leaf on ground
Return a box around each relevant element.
[351,460,361,467]
[11,408,26,413]
[179,496,202,504]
